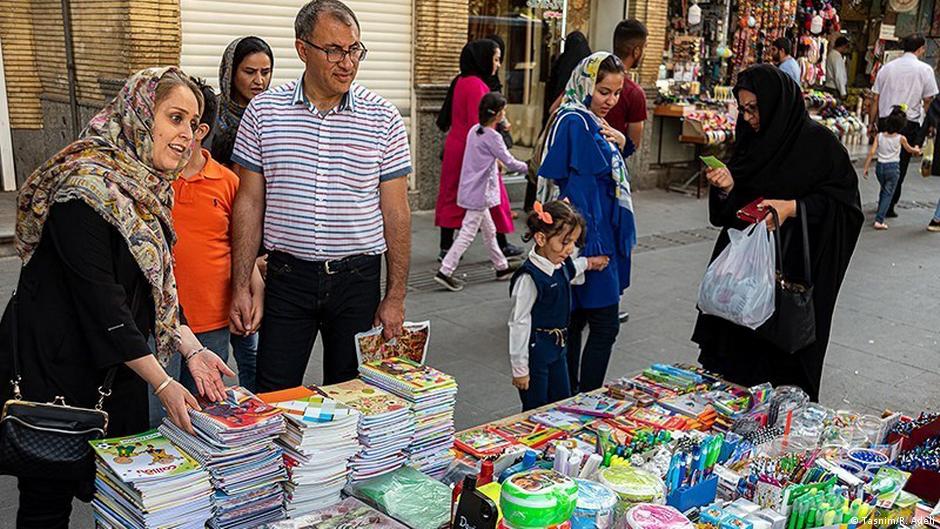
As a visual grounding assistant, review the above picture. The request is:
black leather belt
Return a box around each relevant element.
[269,251,379,275]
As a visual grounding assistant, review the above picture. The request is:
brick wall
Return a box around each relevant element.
[630,0,667,85]
[127,0,181,72]
[0,0,43,129]
[415,0,469,85]
[2,0,181,119]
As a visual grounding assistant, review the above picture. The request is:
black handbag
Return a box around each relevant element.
[756,203,817,354]
[0,290,116,480]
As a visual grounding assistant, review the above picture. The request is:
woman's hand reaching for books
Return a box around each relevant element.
[158,381,200,435]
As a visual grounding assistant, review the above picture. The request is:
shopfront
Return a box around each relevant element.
[467,0,593,146]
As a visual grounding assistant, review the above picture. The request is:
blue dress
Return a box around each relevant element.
[538,109,635,310]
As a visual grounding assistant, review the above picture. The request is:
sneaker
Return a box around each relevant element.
[873,221,888,230]
[928,219,940,232]
[434,271,465,292]
[886,210,899,218]
[495,261,522,281]
[501,243,525,259]
[437,250,448,263]
[619,312,630,323]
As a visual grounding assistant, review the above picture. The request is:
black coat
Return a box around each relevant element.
[691,66,863,401]
[0,200,156,439]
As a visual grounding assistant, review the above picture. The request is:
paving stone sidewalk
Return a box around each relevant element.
[0,158,938,528]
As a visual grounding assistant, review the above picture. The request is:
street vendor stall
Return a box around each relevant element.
[653,88,737,197]
[84,354,940,529]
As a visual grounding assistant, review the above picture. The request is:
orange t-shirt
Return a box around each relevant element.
[172,149,240,333]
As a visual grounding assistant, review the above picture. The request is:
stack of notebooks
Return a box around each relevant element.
[358,357,458,478]
[321,378,415,482]
[160,386,288,529]
[258,386,362,517]
[90,429,213,529]
[258,496,408,528]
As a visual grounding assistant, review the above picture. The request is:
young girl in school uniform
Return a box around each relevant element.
[435,92,529,292]
[508,200,609,411]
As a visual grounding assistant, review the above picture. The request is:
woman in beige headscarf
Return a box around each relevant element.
[1,66,232,528]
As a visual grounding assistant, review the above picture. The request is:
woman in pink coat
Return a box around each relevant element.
[436,39,521,261]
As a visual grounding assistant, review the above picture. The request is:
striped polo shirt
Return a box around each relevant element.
[231,77,412,261]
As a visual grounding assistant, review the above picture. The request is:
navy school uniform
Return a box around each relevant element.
[509,253,585,411]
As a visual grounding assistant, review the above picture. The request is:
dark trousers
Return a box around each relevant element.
[518,334,571,411]
[523,180,538,212]
[441,228,508,251]
[17,477,90,529]
[880,119,923,212]
[257,251,381,391]
[567,304,620,393]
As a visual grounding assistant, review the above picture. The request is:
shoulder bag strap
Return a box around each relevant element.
[9,289,21,399]
[797,201,812,285]
[768,208,784,276]
[767,204,812,285]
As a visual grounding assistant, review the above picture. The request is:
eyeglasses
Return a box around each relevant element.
[299,38,368,63]
[738,103,759,117]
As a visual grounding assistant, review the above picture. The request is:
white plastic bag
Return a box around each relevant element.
[697,219,776,329]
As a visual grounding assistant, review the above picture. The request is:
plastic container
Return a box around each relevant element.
[571,479,619,529]
[597,466,666,514]
[499,521,571,529]
[499,469,578,529]
[498,450,539,483]
[624,503,695,529]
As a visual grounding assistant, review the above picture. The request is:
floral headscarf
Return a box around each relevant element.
[16,66,192,365]
[557,51,635,217]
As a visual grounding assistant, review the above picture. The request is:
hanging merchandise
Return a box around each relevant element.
[689,2,703,25]
[810,13,824,33]
[889,0,919,13]
[731,0,798,76]
[798,37,828,86]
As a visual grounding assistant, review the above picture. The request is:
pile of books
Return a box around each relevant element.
[90,429,213,529]
[321,378,415,482]
[259,496,408,528]
[160,386,287,529]
[259,386,361,517]
[358,357,458,478]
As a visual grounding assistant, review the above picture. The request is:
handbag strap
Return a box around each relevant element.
[767,203,812,285]
[8,288,117,410]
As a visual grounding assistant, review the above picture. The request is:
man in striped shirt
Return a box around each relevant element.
[229,0,412,391]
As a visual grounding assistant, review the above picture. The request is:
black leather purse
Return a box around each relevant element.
[0,291,116,480]
[757,203,817,354]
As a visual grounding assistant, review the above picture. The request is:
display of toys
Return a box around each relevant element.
[500,469,579,529]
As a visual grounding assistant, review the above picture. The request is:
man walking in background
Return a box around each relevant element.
[870,34,938,217]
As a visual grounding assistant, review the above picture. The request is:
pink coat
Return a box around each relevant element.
[435,76,514,232]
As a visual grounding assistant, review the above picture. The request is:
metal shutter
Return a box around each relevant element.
[179,0,413,126]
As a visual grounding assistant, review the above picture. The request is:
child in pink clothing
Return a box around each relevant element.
[435,93,528,292]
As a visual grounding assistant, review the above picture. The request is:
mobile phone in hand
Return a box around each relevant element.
[700,156,727,169]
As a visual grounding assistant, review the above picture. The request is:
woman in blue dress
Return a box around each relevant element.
[537,52,638,393]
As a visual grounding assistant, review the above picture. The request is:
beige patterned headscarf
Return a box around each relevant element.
[15,66,195,365]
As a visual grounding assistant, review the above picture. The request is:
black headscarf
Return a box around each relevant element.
[485,34,506,92]
[693,64,864,401]
[543,31,592,125]
[437,39,499,132]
